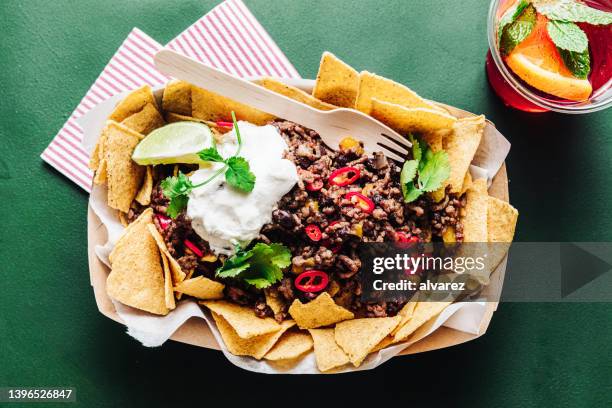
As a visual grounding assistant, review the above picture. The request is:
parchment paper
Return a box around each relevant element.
[80,79,511,374]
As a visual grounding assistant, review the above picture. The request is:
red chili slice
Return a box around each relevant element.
[328,167,361,186]
[156,214,172,230]
[344,192,375,213]
[184,239,204,257]
[294,270,329,293]
[305,179,324,191]
[395,231,420,249]
[305,224,322,241]
[216,121,234,128]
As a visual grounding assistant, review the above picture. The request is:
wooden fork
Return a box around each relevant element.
[154,49,410,161]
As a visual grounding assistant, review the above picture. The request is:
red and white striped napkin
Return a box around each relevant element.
[41,0,300,192]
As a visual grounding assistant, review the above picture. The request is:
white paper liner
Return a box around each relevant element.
[81,79,511,374]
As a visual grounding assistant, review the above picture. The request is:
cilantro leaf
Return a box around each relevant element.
[199,146,225,162]
[500,4,537,56]
[559,48,591,79]
[215,242,291,289]
[547,20,589,52]
[533,0,612,25]
[400,136,451,203]
[225,156,256,192]
[400,160,418,199]
[418,151,451,193]
[161,172,194,218]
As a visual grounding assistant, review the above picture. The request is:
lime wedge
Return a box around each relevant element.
[132,122,213,165]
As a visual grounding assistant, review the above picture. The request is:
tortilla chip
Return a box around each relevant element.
[370,98,457,134]
[393,301,452,342]
[93,158,107,185]
[488,196,518,242]
[264,288,285,315]
[288,292,354,329]
[173,276,224,300]
[121,102,165,135]
[191,86,274,125]
[462,178,488,242]
[106,209,168,315]
[371,335,395,352]
[160,252,176,310]
[355,71,442,114]
[162,80,192,115]
[264,331,313,361]
[164,112,211,126]
[202,300,281,338]
[334,316,401,367]
[109,85,157,122]
[444,115,485,193]
[258,77,335,110]
[103,121,145,213]
[312,52,359,108]
[309,328,350,372]
[392,300,418,335]
[134,166,153,206]
[461,171,473,195]
[146,224,186,284]
[212,312,294,359]
[89,129,107,171]
[118,211,128,227]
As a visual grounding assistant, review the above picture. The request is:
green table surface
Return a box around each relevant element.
[1,0,611,406]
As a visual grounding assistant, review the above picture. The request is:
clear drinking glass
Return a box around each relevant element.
[486,0,612,113]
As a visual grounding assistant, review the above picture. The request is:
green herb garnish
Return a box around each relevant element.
[400,135,450,203]
[161,111,256,218]
[533,0,612,25]
[546,20,591,78]
[500,3,537,56]
[498,0,531,45]
[216,243,291,289]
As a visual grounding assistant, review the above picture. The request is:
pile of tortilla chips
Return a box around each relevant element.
[91,51,518,372]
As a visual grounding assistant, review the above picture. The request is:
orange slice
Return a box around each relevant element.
[506,14,592,101]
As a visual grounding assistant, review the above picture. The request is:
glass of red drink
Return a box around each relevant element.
[486,0,612,113]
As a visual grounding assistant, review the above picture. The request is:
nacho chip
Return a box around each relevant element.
[164,112,211,126]
[160,252,176,311]
[258,77,335,110]
[146,224,186,284]
[106,209,168,315]
[191,86,274,125]
[370,98,457,134]
[309,328,350,372]
[212,312,294,359]
[264,331,313,361]
[264,288,285,315]
[462,178,488,242]
[444,115,485,193]
[121,102,165,135]
[393,301,452,342]
[162,80,192,115]
[134,166,153,206]
[109,85,157,122]
[173,276,224,300]
[312,52,359,108]
[288,292,354,329]
[393,300,418,334]
[334,316,401,367]
[118,211,128,227]
[103,121,145,213]
[461,171,473,195]
[202,300,281,338]
[488,196,518,242]
[355,71,442,114]
[89,129,107,171]
[371,335,395,352]
[93,158,107,185]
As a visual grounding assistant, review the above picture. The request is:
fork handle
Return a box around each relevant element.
[154,49,322,127]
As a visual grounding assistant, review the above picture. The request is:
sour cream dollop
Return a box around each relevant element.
[187,122,298,255]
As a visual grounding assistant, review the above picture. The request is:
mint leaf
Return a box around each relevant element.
[533,0,612,25]
[418,151,451,193]
[215,242,291,289]
[199,146,224,162]
[500,4,537,56]
[225,156,256,192]
[498,0,531,45]
[559,48,591,78]
[547,20,589,52]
